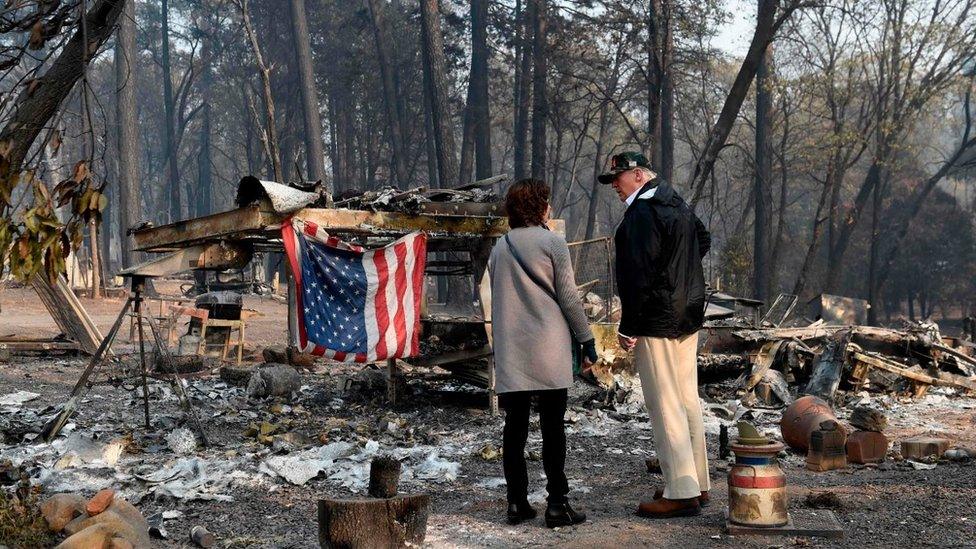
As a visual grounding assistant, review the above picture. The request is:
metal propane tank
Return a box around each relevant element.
[728,422,789,527]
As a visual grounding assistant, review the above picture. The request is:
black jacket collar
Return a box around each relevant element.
[650,179,675,204]
[626,178,675,212]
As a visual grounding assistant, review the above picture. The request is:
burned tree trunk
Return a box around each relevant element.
[197,84,214,216]
[529,0,547,180]
[196,13,215,217]
[367,456,401,498]
[470,0,492,180]
[115,0,139,268]
[458,91,475,185]
[317,495,429,548]
[584,102,609,240]
[290,0,328,188]
[458,0,492,184]
[320,457,425,549]
[364,0,409,185]
[512,0,532,181]
[419,0,459,188]
[768,98,791,294]
[161,0,182,222]
[753,25,774,303]
[327,70,356,191]
[646,0,674,181]
[422,65,439,188]
[88,221,102,298]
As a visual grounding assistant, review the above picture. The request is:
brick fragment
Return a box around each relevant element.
[900,437,951,460]
[86,488,116,516]
[846,431,888,464]
[806,424,848,472]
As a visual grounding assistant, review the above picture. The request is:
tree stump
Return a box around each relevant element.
[368,456,401,498]
[317,494,430,549]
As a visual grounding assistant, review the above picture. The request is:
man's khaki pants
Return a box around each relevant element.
[635,332,710,500]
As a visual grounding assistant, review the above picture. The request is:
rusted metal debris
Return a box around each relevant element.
[131,203,526,252]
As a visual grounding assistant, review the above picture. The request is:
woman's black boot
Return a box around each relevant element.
[545,502,586,528]
[506,501,538,524]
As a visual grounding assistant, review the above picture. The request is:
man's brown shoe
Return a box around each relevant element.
[652,488,710,507]
[636,497,701,518]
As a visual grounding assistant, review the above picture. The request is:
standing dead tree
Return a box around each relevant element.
[646,0,674,182]
[458,0,492,183]
[364,0,409,186]
[160,0,182,223]
[753,0,776,303]
[513,0,533,180]
[530,0,548,180]
[115,0,140,268]
[419,0,458,189]
[237,0,282,182]
[687,0,809,204]
[289,0,328,191]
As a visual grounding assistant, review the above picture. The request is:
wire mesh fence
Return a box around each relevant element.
[568,237,615,321]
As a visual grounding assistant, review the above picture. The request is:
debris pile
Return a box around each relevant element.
[0,365,470,526]
[704,321,976,405]
[334,186,432,214]
[236,175,503,216]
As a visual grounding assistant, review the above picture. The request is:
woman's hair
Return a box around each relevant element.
[505,178,550,228]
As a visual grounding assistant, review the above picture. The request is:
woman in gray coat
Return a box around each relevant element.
[489,178,598,528]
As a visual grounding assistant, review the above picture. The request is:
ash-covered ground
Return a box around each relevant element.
[2,352,975,548]
[3,285,976,547]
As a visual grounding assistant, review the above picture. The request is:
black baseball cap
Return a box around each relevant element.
[597,151,652,184]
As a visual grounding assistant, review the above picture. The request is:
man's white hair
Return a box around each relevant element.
[636,166,657,180]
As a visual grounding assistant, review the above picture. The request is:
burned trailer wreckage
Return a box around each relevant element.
[129,176,531,412]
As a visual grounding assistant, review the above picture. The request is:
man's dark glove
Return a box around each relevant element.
[581,339,598,364]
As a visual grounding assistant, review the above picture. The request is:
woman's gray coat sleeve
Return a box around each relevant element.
[548,235,595,343]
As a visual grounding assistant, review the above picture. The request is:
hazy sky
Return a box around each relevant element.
[714,0,755,56]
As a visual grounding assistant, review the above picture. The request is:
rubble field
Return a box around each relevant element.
[1,286,975,548]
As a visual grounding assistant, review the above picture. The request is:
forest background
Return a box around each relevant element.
[0,0,974,325]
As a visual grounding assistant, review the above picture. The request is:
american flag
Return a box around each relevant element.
[281,218,427,363]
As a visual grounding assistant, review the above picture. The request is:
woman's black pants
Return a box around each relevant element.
[501,388,569,505]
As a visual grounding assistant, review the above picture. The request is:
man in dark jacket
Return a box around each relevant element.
[600,151,711,518]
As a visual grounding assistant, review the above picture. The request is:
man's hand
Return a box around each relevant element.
[618,334,637,351]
